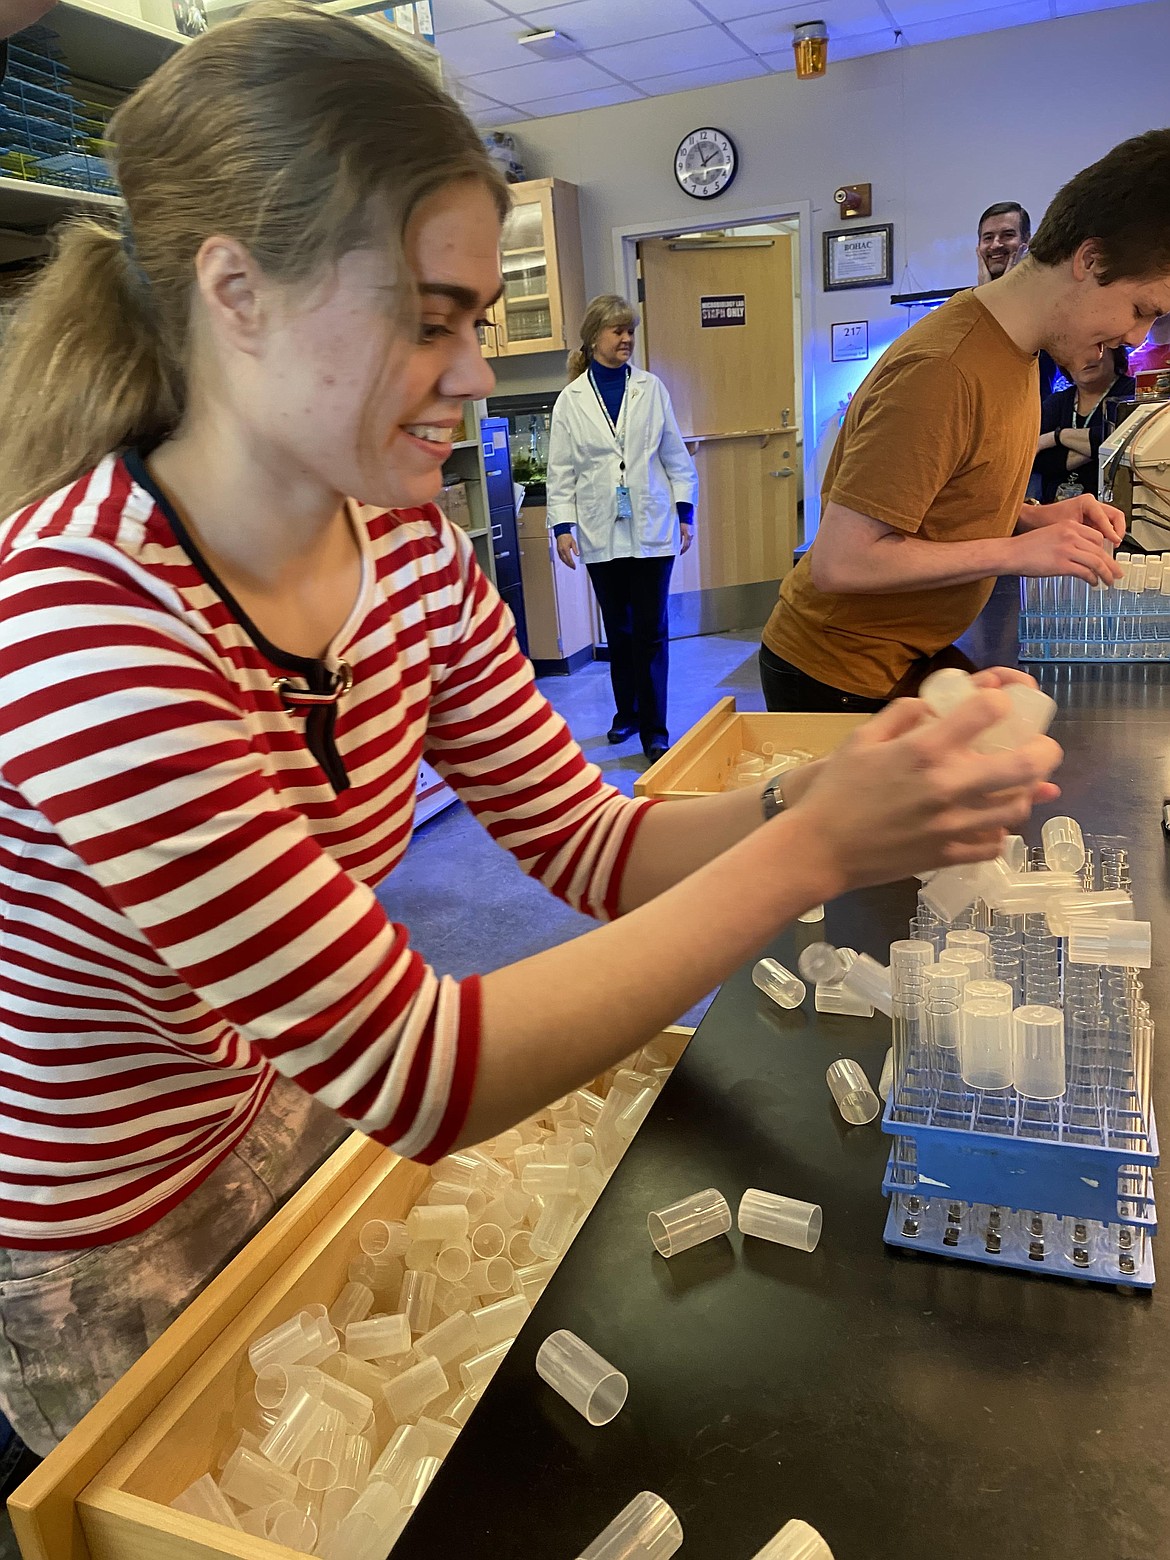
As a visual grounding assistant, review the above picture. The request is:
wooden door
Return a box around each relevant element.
[639,234,798,619]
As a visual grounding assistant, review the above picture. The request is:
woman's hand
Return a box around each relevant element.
[782,692,1062,898]
[556,533,579,570]
[680,523,694,555]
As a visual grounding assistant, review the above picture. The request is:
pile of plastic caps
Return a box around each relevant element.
[723,744,815,791]
[168,1035,687,1559]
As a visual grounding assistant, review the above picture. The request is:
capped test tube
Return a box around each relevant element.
[960,998,1013,1091]
[535,1329,628,1426]
[647,1187,732,1257]
[1042,816,1086,874]
[577,1491,683,1560]
[889,939,933,996]
[826,1058,880,1125]
[752,958,806,1010]
[1012,1005,1066,1100]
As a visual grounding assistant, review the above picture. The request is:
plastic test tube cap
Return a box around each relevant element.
[839,952,892,1017]
[1000,834,1028,873]
[577,1491,683,1560]
[750,1518,835,1560]
[752,958,806,1010]
[826,1058,880,1125]
[170,1474,242,1529]
[1012,1005,1066,1100]
[1042,816,1086,874]
[813,949,874,1018]
[973,682,1057,754]
[919,665,973,717]
[738,1188,822,1252]
[798,943,852,987]
[1066,918,1152,969]
[647,1187,732,1258]
[535,1329,628,1426]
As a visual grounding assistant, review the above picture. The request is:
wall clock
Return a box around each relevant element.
[674,128,738,200]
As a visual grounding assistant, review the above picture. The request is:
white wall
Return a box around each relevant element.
[487,1,1170,528]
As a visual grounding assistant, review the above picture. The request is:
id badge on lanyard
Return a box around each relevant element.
[590,368,633,523]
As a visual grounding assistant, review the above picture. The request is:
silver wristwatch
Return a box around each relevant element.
[761,774,788,822]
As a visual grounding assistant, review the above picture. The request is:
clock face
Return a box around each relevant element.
[674,128,738,200]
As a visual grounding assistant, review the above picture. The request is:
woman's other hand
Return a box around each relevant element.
[556,533,579,570]
[784,692,1062,897]
[679,523,694,555]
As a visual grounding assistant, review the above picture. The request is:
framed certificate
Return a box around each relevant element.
[823,224,893,291]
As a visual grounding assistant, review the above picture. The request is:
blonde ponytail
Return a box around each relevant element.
[566,293,640,381]
[0,0,506,518]
[0,219,181,514]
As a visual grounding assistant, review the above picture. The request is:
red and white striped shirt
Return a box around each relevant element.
[0,453,653,1249]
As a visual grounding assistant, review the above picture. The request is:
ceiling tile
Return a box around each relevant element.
[896,0,1052,44]
[469,55,625,103]
[436,16,547,74]
[727,0,890,53]
[815,30,899,59]
[1050,0,1159,12]
[520,83,647,117]
[884,0,1022,20]
[640,56,770,95]
[516,0,714,52]
[433,0,512,31]
[451,84,509,115]
[589,23,754,78]
[690,0,795,19]
[467,102,531,122]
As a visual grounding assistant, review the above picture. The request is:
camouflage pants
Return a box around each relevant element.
[0,1076,349,1457]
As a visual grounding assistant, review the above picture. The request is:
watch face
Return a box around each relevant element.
[674,128,738,200]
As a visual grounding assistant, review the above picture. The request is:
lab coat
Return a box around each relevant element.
[545,366,699,565]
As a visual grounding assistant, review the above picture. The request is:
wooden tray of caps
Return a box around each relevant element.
[10,1029,694,1560]
[634,696,868,801]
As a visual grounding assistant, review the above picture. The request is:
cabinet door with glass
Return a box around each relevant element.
[481,178,585,359]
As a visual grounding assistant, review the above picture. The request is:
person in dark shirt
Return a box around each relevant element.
[1033,345,1135,505]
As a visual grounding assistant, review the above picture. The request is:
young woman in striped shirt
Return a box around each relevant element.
[0,2,1060,1458]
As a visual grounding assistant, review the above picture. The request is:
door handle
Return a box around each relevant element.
[769,468,794,478]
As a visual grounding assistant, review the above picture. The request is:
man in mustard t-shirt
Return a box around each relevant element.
[760,130,1170,712]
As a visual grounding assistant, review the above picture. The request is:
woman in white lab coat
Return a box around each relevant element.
[548,294,699,762]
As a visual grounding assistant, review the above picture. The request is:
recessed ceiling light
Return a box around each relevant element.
[518,28,579,60]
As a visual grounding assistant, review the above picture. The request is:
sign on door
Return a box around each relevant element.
[699,294,746,327]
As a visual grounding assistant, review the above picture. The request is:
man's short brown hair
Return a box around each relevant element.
[1029,128,1170,283]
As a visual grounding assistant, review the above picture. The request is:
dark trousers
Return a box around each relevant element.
[758,642,978,712]
[758,644,887,713]
[587,556,674,747]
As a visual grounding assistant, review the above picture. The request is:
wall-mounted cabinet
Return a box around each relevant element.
[480,178,585,360]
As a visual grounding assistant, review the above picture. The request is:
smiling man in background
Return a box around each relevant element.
[759,130,1170,713]
[977,201,1032,283]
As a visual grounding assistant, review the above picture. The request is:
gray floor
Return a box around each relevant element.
[0,628,766,1557]
[378,627,768,1026]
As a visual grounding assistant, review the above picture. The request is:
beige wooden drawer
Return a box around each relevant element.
[635,696,867,800]
[11,1031,693,1560]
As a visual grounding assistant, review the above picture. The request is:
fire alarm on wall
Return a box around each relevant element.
[834,183,873,219]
